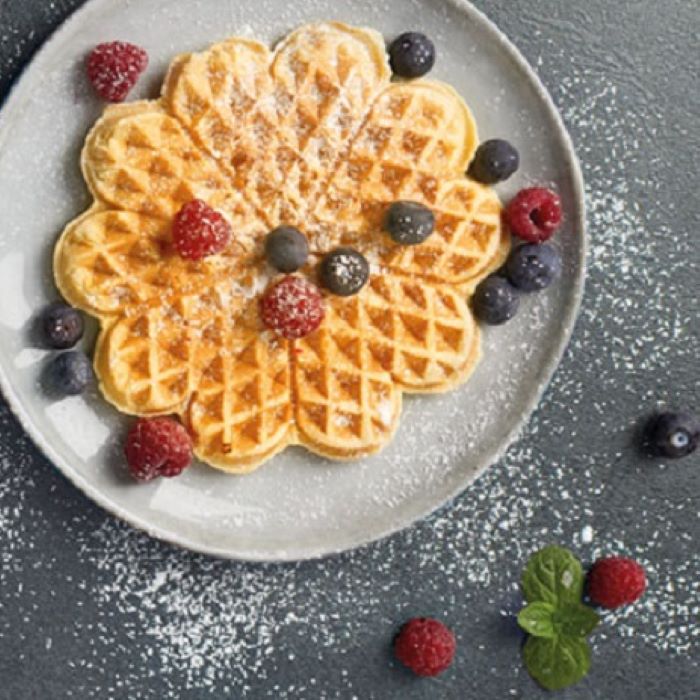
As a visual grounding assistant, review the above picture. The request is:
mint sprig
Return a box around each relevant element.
[518,546,600,691]
[522,544,583,606]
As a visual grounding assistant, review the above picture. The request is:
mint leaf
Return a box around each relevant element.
[523,635,591,691]
[517,602,557,638]
[553,603,600,637]
[521,545,583,606]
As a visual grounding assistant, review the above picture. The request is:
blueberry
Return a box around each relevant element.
[469,139,520,184]
[320,248,370,297]
[385,201,435,245]
[46,351,93,395]
[473,276,520,325]
[389,32,436,79]
[646,411,700,459]
[506,244,562,293]
[42,302,84,349]
[265,226,309,272]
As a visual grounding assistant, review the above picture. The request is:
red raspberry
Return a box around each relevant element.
[506,187,562,243]
[260,276,325,339]
[87,41,148,102]
[172,200,232,260]
[125,417,193,482]
[394,618,456,677]
[587,557,647,609]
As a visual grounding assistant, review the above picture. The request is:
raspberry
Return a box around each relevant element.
[172,200,232,260]
[87,41,148,102]
[260,276,325,339]
[587,557,647,609]
[125,417,193,482]
[506,187,562,243]
[394,618,456,677]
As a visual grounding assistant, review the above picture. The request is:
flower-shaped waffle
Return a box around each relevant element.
[55,23,509,473]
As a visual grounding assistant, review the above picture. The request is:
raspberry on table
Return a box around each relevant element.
[87,41,148,102]
[506,187,563,243]
[260,276,325,340]
[394,617,456,677]
[172,199,232,261]
[125,417,193,482]
[587,556,647,609]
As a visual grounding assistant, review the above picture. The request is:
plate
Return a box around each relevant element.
[0,0,585,560]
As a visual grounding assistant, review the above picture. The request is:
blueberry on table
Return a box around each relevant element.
[389,32,436,79]
[265,226,309,273]
[384,201,435,245]
[469,139,520,184]
[646,411,700,458]
[46,351,93,396]
[41,302,84,349]
[473,276,520,325]
[506,244,562,293]
[320,248,370,297]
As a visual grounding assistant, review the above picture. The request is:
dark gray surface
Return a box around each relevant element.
[0,0,698,698]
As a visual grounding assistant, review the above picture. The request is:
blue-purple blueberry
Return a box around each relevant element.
[646,411,700,459]
[506,244,562,293]
[469,139,520,184]
[265,226,309,273]
[389,32,436,79]
[46,351,93,395]
[385,201,435,245]
[473,276,520,325]
[42,302,84,349]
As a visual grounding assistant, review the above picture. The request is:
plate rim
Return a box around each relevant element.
[0,0,587,562]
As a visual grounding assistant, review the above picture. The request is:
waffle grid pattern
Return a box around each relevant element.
[54,22,508,472]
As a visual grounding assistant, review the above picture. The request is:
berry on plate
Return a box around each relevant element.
[394,617,456,677]
[388,32,436,78]
[87,41,148,102]
[469,139,520,184]
[587,557,647,609]
[506,187,562,243]
[645,411,700,459]
[473,276,520,325]
[506,243,562,293]
[385,201,435,245]
[172,199,232,261]
[41,302,84,349]
[260,276,324,339]
[265,226,309,273]
[125,417,193,481]
[320,248,370,297]
[46,351,92,395]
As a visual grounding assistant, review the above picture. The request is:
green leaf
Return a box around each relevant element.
[523,635,591,691]
[553,603,600,638]
[518,602,557,638]
[521,545,584,606]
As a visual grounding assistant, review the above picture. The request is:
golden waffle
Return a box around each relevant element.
[54,22,509,473]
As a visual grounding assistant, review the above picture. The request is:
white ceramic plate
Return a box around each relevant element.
[0,0,585,561]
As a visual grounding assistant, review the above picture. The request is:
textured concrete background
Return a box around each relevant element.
[0,0,698,698]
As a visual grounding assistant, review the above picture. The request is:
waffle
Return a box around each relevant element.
[54,22,509,473]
